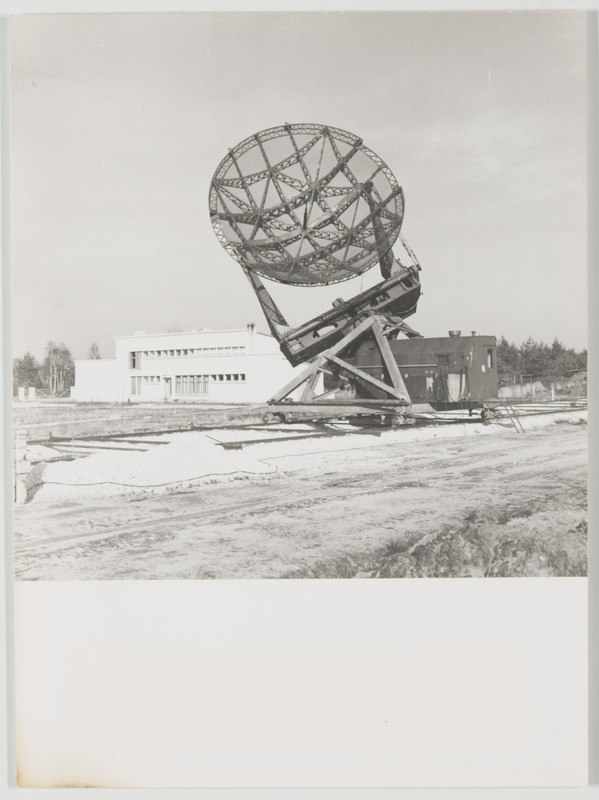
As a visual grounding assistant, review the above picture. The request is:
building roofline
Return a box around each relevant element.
[114,328,272,340]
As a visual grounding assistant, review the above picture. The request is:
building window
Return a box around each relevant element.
[174,375,209,395]
[487,349,494,369]
[129,351,142,369]
[130,376,142,394]
[207,373,246,384]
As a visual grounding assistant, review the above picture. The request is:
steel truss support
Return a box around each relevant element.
[269,314,411,406]
[243,267,290,339]
[245,260,421,368]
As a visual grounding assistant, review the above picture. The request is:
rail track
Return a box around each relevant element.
[22,397,587,459]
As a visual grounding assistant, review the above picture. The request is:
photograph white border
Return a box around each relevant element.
[2,1,597,797]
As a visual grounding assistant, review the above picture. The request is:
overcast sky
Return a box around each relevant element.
[10,11,588,360]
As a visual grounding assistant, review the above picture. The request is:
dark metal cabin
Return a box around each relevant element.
[354,332,498,409]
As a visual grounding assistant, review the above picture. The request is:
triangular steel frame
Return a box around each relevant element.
[269,313,411,406]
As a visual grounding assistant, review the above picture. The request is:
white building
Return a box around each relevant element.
[71,325,302,404]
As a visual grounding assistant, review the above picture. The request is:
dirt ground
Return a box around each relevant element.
[13,415,587,580]
[13,400,268,440]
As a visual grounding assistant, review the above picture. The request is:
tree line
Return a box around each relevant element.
[13,341,100,397]
[497,336,587,386]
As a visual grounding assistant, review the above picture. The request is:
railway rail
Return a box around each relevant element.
[21,397,587,460]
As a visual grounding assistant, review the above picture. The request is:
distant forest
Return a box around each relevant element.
[13,336,587,396]
[496,337,587,387]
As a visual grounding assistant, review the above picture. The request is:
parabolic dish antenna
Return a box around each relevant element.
[209,123,404,286]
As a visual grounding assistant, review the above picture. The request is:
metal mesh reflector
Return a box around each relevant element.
[209,123,404,286]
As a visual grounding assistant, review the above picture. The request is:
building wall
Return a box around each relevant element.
[72,327,302,403]
[71,359,122,402]
[389,335,498,402]
[353,335,498,403]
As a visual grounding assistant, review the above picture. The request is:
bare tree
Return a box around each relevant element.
[41,341,75,396]
[88,342,101,359]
